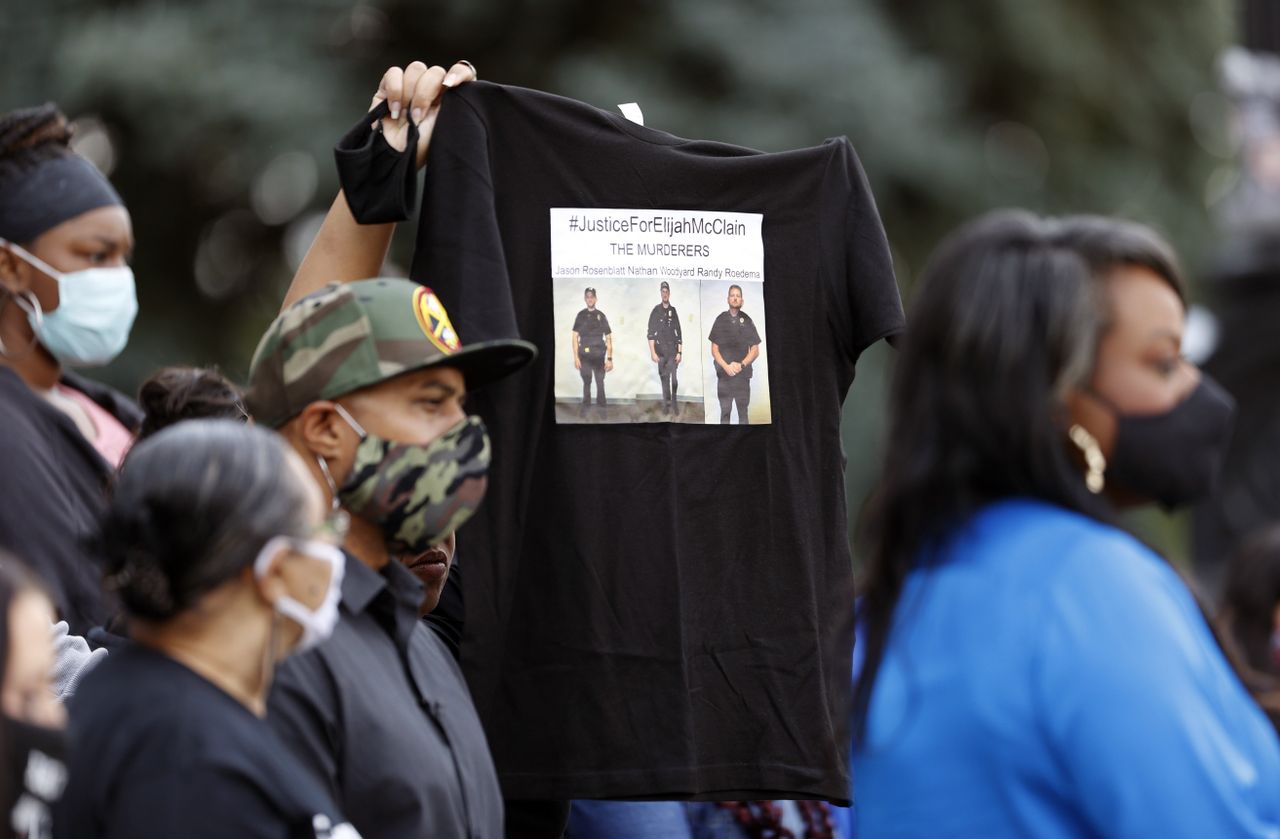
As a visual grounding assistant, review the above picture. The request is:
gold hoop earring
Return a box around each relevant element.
[1068,424,1106,494]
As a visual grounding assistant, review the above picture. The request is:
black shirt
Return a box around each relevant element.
[267,553,502,839]
[0,368,139,635]
[338,82,904,803]
[57,645,352,839]
[708,310,762,378]
[571,308,611,357]
[647,304,682,353]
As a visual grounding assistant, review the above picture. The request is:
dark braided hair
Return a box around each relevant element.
[135,366,248,443]
[0,104,73,184]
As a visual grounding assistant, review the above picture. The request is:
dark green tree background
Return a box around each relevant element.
[0,0,1236,560]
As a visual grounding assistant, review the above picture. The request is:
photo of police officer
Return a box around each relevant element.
[572,286,613,418]
[707,284,762,424]
[647,280,683,416]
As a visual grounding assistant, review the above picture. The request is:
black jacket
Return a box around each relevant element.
[0,368,139,634]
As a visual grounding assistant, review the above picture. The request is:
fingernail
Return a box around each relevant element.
[390,103,401,120]
[411,107,425,124]
[442,72,458,88]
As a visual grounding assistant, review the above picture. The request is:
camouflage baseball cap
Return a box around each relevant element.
[246,278,536,428]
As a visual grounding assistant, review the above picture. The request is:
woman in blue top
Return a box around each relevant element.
[852,211,1280,837]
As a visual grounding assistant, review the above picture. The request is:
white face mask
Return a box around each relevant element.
[253,536,346,654]
[0,239,138,367]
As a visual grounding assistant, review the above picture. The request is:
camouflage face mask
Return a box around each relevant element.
[331,405,491,555]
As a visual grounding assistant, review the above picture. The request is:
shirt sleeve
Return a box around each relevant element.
[673,310,682,344]
[601,313,611,336]
[1033,540,1280,837]
[265,652,343,806]
[101,768,296,839]
[745,319,761,347]
[707,315,724,346]
[572,310,585,334]
[412,86,522,345]
[824,141,904,364]
[647,307,660,341]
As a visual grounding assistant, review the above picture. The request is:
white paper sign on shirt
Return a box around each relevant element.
[550,208,770,427]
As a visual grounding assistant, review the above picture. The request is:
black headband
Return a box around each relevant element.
[0,154,123,244]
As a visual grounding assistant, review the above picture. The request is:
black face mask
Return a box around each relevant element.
[1,715,67,838]
[1093,376,1236,509]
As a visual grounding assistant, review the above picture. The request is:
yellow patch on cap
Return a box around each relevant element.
[413,287,462,355]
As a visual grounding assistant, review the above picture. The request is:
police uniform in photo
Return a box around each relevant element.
[647,282,683,415]
[708,306,762,424]
[573,290,611,414]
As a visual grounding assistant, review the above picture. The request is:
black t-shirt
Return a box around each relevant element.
[57,645,355,839]
[708,310,762,378]
[339,81,904,803]
[0,368,139,636]
[647,304,682,352]
[572,308,611,356]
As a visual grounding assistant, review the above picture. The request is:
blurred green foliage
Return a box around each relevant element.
[0,0,1236,562]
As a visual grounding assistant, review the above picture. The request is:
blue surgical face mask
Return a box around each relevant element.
[1,239,138,367]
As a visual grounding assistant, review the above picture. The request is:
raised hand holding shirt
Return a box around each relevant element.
[337,81,904,803]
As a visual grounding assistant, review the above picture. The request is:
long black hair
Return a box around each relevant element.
[853,210,1111,737]
[1220,526,1280,671]
[1052,214,1188,308]
[99,420,312,622]
[1217,526,1280,731]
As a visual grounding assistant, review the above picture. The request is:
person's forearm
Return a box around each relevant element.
[744,345,760,366]
[711,344,728,370]
[606,335,613,357]
[281,190,394,311]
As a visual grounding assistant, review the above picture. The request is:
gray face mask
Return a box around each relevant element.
[1092,375,1236,509]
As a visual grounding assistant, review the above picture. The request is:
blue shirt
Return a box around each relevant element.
[853,499,1280,838]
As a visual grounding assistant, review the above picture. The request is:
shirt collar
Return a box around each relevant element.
[340,551,383,614]
[340,551,426,651]
[340,551,426,612]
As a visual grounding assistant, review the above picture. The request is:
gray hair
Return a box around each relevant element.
[100,420,313,620]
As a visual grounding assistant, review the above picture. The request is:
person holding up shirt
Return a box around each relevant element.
[245,52,531,839]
